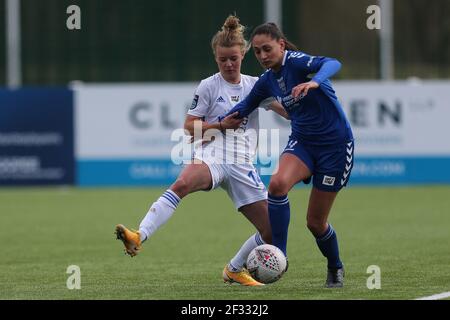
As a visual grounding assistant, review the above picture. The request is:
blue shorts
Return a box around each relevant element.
[282,138,354,192]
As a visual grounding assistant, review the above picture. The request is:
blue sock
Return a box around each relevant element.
[315,224,343,269]
[268,194,290,256]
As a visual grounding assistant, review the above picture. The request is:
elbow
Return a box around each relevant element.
[329,58,342,72]
[184,121,194,136]
[324,57,341,69]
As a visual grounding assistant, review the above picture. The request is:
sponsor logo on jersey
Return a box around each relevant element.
[216,96,226,103]
[231,95,239,102]
[190,95,199,110]
[279,94,304,111]
[323,175,336,186]
[276,77,287,94]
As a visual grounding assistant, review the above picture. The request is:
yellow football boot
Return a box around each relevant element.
[223,265,264,286]
[115,224,142,257]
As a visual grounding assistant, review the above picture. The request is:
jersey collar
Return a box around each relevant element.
[218,72,243,88]
[281,50,288,66]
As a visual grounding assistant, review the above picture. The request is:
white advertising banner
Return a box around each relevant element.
[74,81,450,186]
[335,81,450,156]
[75,83,196,158]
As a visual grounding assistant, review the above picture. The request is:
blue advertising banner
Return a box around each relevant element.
[0,88,74,185]
[77,157,450,187]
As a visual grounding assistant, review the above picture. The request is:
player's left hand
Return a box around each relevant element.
[291,81,319,99]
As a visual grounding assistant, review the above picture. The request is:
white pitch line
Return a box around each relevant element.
[415,291,450,300]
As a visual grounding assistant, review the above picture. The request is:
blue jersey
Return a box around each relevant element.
[226,50,353,145]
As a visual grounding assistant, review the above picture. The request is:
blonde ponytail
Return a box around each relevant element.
[211,15,249,55]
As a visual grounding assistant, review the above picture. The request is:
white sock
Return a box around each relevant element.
[228,233,265,272]
[138,190,180,242]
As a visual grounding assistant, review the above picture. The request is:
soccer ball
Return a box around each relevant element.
[246,244,287,284]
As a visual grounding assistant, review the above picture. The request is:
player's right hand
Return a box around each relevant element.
[220,112,242,130]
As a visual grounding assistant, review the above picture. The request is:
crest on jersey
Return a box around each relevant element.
[190,95,199,110]
[231,95,239,102]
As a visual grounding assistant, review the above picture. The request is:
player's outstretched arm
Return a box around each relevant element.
[184,113,242,140]
[184,115,221,137]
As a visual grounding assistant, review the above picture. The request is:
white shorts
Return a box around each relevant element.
[196,158,267,209]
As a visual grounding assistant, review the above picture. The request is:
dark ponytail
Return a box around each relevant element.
[250,22,298,51]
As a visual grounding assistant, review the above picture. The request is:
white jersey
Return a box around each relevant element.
[188,72,270,164]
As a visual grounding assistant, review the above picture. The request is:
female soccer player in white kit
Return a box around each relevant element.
[115,15,288,286]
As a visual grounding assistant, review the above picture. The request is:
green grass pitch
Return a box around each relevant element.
[0,186,449,300]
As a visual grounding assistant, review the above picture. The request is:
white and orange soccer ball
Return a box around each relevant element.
[246,244,287,284]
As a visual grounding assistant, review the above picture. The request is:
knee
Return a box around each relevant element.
[306,218,327,237]
[170,178,190,199]
[268,178,289,196]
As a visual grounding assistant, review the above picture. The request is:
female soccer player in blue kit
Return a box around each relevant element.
[224,23,354,287]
